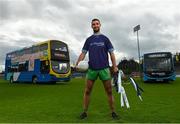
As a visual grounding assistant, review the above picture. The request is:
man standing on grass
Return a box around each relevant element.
[75,18,118,119]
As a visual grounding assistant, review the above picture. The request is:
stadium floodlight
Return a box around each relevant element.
[133,25,141,76]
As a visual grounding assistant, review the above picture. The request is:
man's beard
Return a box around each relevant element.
[93,28,100,33]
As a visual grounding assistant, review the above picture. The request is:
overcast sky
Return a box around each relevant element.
[0,0,180,69]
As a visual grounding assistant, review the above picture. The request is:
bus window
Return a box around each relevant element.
[24,48,32,54]
[7,66,11,72]
[32,46,39,53]
[40,43,48,51]
[11,51,18,58]
[40,60,50,74]
[19,50,24,56]
[50,41,69,60]
[51,60,69,74]
[18,62,28,72]
[12,66,18,72]
[51,41,68,52]
[10,63,19,72]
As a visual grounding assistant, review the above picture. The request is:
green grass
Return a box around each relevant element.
[0,77,180,123]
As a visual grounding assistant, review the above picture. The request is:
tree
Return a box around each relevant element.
[118,58,139,75]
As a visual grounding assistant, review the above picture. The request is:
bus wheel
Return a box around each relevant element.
[10,77,14,83]
[32,77,38,84]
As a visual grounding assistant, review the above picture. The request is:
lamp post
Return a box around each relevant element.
[133,25,141,76]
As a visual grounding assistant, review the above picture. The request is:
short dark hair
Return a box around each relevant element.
[92,18,100,23]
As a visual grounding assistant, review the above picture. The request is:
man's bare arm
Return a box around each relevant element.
[110,52,118,73]
[75,52,86,67]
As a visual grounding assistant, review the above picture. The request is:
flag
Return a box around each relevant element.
[129,77,144,101]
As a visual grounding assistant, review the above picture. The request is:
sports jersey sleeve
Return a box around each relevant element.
[106,37,114,53]
[82,39,89,54]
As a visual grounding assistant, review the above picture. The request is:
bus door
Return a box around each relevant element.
[40,60,50,74]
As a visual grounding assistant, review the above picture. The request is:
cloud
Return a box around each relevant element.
[0,0,180,67]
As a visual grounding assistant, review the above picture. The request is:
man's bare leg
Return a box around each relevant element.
[103,79,118,119]
[103,79,115,112]
[83,79,95,112]
[80,79,95,119]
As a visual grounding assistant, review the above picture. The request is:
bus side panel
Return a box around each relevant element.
[6,73,13,80]
[34,59,40,74]
[38,74,53,82]
[169,73,176,81]
[4,59,11,80]
[32,59,54,83]
[17,72,34,82]
[15,59,61,83]
[143,73,148,82]
[16,59,40,82]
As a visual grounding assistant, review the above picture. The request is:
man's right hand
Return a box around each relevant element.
[113,66,119,73]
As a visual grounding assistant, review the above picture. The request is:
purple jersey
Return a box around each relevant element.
[82,33,114,70]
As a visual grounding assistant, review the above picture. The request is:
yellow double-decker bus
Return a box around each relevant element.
[5,40,71,83]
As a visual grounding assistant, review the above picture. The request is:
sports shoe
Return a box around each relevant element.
[112,112,118,119]
[80,112,87,119]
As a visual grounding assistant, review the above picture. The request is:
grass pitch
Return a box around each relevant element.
[0,77,180,123]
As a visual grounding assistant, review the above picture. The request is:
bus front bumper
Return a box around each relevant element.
[50,75,71,82]
[143,73,176,82]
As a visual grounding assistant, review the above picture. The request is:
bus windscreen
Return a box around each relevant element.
[144,57,172,72]
[51,60,69,74]
[50,41,69,61]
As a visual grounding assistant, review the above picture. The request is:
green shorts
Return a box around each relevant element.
[86,68,111,81]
